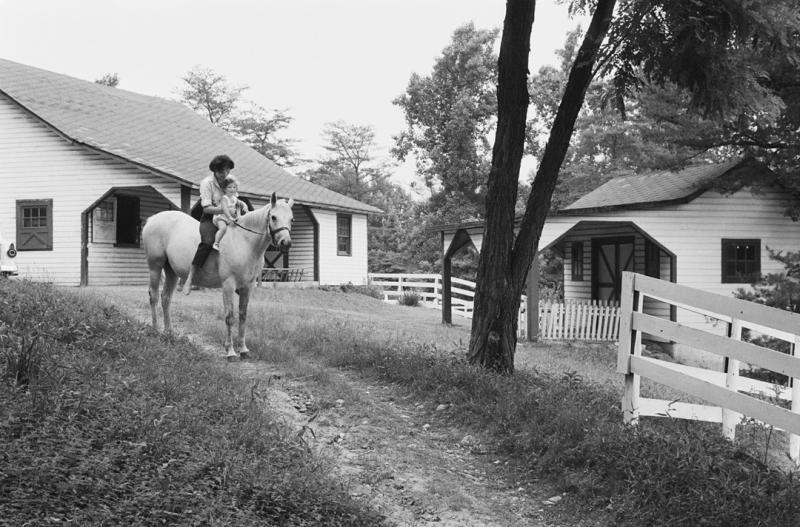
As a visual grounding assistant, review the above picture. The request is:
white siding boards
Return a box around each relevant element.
[0,93,376,287]
[1,57,381,287]
[313,209,368,285]
[0,96,183,285]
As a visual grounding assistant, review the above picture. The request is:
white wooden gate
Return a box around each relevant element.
[618,272,800,463]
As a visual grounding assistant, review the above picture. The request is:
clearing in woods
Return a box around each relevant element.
[82,285,613,527]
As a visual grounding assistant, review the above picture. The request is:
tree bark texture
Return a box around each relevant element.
[468,0,617,373]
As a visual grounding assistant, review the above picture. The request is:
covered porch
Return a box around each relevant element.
[436,218,677,341]
[81,184,321,286]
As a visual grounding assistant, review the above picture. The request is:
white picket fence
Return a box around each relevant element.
[368,273,621,342]
[618,272,800,463]
[539,300,621,341]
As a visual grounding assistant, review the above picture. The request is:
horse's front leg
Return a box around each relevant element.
[222,284,237,359]
[237,286,252,358]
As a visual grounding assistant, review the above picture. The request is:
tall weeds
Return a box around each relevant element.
[0,281,385,526]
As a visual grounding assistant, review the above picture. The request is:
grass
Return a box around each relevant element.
[10,283,800,526]
[0,280,386,526]
[291,319,800,525]
[161,287,800,527]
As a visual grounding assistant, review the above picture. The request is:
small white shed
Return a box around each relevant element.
[436,158,800,357]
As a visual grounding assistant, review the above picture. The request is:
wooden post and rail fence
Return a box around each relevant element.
[367,273,620,342]
[618,271,800,463]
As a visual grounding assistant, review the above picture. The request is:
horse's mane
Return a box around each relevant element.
[236,202,270,233]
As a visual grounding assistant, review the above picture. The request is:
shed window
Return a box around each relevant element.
[645,240,660,279]
[571,241,584,281]
[16,199,53,251]
[337,214,352,256]
[95,201,115,222]
[721,239,760,283]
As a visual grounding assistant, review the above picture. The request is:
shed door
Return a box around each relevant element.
[592,237,634,303]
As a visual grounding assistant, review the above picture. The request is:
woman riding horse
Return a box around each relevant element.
[181,154,235,293]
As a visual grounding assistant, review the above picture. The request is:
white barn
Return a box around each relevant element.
[436,158,800,361]
[0,58,380,286]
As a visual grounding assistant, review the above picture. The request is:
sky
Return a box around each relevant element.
[0,0,580,189]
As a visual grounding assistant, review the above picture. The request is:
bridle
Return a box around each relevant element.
[233,219,290,247]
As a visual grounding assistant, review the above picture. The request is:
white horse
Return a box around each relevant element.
[142,192,294,358]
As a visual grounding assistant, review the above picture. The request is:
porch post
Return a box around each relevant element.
[181,186,192,213]
[80,211,89,286]
[442,231,452,324]
[526,255,539,341]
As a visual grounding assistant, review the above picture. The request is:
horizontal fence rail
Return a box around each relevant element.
[368,273,620,342]
[618,271,800,463]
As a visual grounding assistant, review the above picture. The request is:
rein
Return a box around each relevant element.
[232,220,266,236]
[232,220,290,245]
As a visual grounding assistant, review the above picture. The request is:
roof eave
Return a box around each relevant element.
[237,192,381,215]
[557,195,698,215]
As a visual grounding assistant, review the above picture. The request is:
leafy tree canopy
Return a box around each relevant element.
[468,0,800,373]
[177,66,299,166]
[178,66,245,128]
[95,73,119,87]
[302,121,423,273]
[528,2,800,212]
[393,23,500,219]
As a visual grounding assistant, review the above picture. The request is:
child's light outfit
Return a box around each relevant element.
[212,194,240,227]
[212,195,243,250]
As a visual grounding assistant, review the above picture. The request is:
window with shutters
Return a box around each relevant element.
[337,213,352,256]
[16,199,53,251]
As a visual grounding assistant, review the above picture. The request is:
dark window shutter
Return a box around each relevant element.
[16,199,53,251]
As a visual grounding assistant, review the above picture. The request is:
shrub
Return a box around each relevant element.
[398,291,421,306]
[318,282,384,299]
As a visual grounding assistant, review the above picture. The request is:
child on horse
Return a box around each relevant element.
[212,176,247,251]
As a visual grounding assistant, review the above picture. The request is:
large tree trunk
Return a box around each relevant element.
[468,0,617,373]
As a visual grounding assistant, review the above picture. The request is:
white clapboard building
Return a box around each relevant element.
[0,58,380,286]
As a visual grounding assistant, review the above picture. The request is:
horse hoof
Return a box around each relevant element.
[239,351,249,360]
[226,354,239,362]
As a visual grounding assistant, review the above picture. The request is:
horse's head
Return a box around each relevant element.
[268,192,294,252]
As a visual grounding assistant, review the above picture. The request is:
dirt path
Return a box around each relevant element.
[82,287,603,526]
[235,359,566,526]
[178,332,562,527]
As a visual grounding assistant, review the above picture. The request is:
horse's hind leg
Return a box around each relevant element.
[161,262,178,333]
[148,264,163,329]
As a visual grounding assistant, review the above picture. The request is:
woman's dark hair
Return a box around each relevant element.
[209,154,235,173]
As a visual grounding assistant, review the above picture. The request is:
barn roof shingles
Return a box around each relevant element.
[562,158,749,212]
[0,57,380,214]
